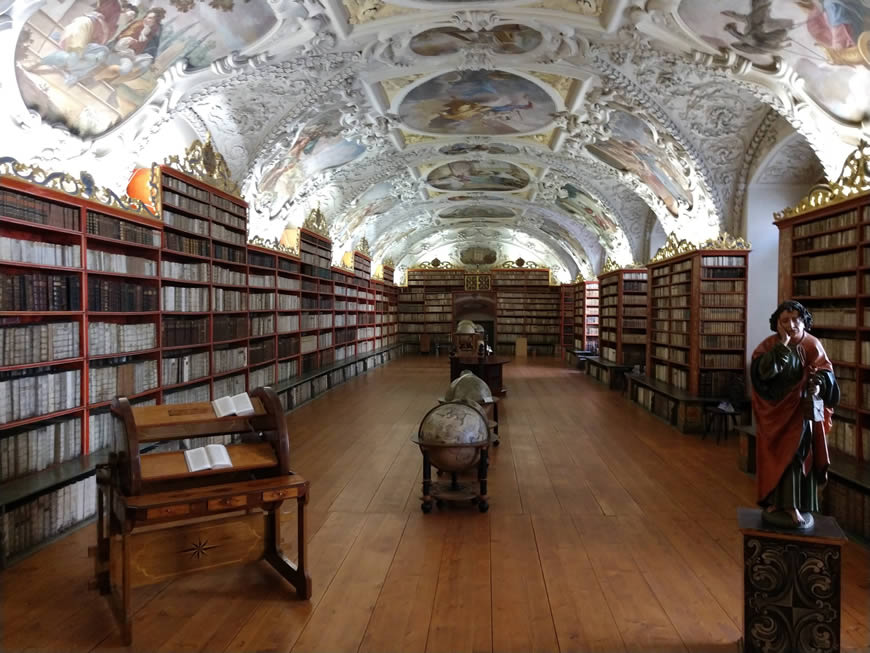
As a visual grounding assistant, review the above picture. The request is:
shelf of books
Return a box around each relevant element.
[626,237,750,432]
[0,170,402,566]
[399,268,464,352]
[374,266,398,352]
[559,284,575,355]
[776,172,870,538]
[573,280,599,352]
[492,268,559,356]
[598,267,648,366]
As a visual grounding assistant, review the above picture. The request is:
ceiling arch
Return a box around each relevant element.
[1,0,866,278]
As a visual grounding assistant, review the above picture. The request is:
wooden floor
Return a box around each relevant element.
[3,356,869,653]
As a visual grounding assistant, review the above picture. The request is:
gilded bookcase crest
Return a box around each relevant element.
[650,233,696,263]
[247,234,300,256]
[165,137,239,196]
[700,232,751,251]
[0,157,156,218]
[775,141,870,220]
[303,205,329,237]
[601,257,620,273]
[383,257,395,268]
[356,236,371,257]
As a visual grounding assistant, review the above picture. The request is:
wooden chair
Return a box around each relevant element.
[90,387,311,645]
[703,376,749,444]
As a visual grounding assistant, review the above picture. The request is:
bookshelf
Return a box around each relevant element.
[559,284,575,355]
[492,268,559,356]
[774,153,870,538]
[399,268,464,351]
[0,168,403,566]
[597,267,648,366]
[573,280,599,353]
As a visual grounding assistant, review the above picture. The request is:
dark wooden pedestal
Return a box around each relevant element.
[449,356,510,396]
[585,356,633,391]
[737,507,846,653]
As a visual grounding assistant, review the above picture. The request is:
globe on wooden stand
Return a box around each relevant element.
[413,400,491,513]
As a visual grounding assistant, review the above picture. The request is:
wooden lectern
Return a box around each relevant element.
[90,387,311,645]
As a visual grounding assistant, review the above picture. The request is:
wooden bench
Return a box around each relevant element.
[626,373,728,434]
[90,387,310,645]
[585,357,634,391]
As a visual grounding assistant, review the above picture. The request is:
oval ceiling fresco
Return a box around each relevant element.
[440,205,516,219]
[585,109,692,216]
[397,70,557,136]
[438,142,520,156]
[556,183,620,245]
[678,0,870,123]
[426,160,530,192]
[15,0,278,138]
[409,24,543,56]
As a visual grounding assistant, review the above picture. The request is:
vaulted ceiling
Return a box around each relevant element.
[3,0,868,282]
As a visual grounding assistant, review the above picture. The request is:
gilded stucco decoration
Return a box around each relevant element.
[775,141,870,220]
[0,157,156,219]
[165,137,240,196]
[303,204,330,237]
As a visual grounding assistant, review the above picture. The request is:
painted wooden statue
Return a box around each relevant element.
[750,300,840,530]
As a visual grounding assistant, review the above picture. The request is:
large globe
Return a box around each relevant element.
[417,400,490,471]
[455,320,477,334]
[444,370,493,404]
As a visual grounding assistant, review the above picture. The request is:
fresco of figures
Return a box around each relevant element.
[426,160,530,191]
[438,142,521,156]
[586,109,692,216]
[556,184,621,243]
[14,0,277,137]
[410,24,542,56]
[398,70,557,135]
[440,205,516,219]
[257,108,367,224]
[342,182,397,233]
[678,0,870,123]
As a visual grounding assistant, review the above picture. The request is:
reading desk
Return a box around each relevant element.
[90,387,310,645]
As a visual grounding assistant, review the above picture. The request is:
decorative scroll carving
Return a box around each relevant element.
[498,258,543,269]
[775,142,870,220]
[165,137,240,196]
[649,232,696,263]
[247,234,300,256]
[356,236,371,256]
[700,232,751,251]
[415,258,460,269]
[0,157,156,218]
[303,204,329,236]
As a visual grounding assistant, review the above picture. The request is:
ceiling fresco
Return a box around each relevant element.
[1,0,860,281]
[677,0,870,123]
[397,70,558,136]
[425,160,530,192]
[14,0,277,138]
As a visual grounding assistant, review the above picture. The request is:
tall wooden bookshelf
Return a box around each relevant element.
[399,268,464,351]
[0,167,402,566]
[597,267,648,366]
[774,146,870,539]
[626,235,750,432]
[574,280,599,352]
[492,268,559,356]
[559,284,575,354]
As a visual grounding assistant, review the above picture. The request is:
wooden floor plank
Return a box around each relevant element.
[291,512,408,653]
[490,513,559,653]
[425,515,492,653]
[359,512,447,653]
[3,356,869,653]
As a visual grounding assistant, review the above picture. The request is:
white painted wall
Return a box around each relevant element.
[744,183,811,365]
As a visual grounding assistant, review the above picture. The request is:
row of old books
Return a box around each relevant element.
[161,286,209,312]
[87,277,157,312]
[250,315,274,337]
[162,351,209,386]
[161,260,209,282]
[1,238,80,268]
[826,479,870,540]
[88,359,158,404]
[1,322,80,366]
[87,210,160,246]
[87,397,156,453]
[1,189,79,230]
[212,375,244,400]
[250,293,275,310]
[1,273,81,311]
[0,417,81,482]
[249,364,274,390]
[212,243,245,264]
[213,288,246,311]
[162,209,209,236]
[249,339,275,365]
[1,475,96,558]
[0,369,80,423]
[213,315,246,342]
[163,316,209,347]
[165,382,211,405]
[86,250,155,276]
[88,322,156,356]
[165,232,209,258]
[214,346,247,374]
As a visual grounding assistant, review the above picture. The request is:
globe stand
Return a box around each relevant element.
[419,447,489,514]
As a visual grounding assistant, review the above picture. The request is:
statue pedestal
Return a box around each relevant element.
[737,507,846,653]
